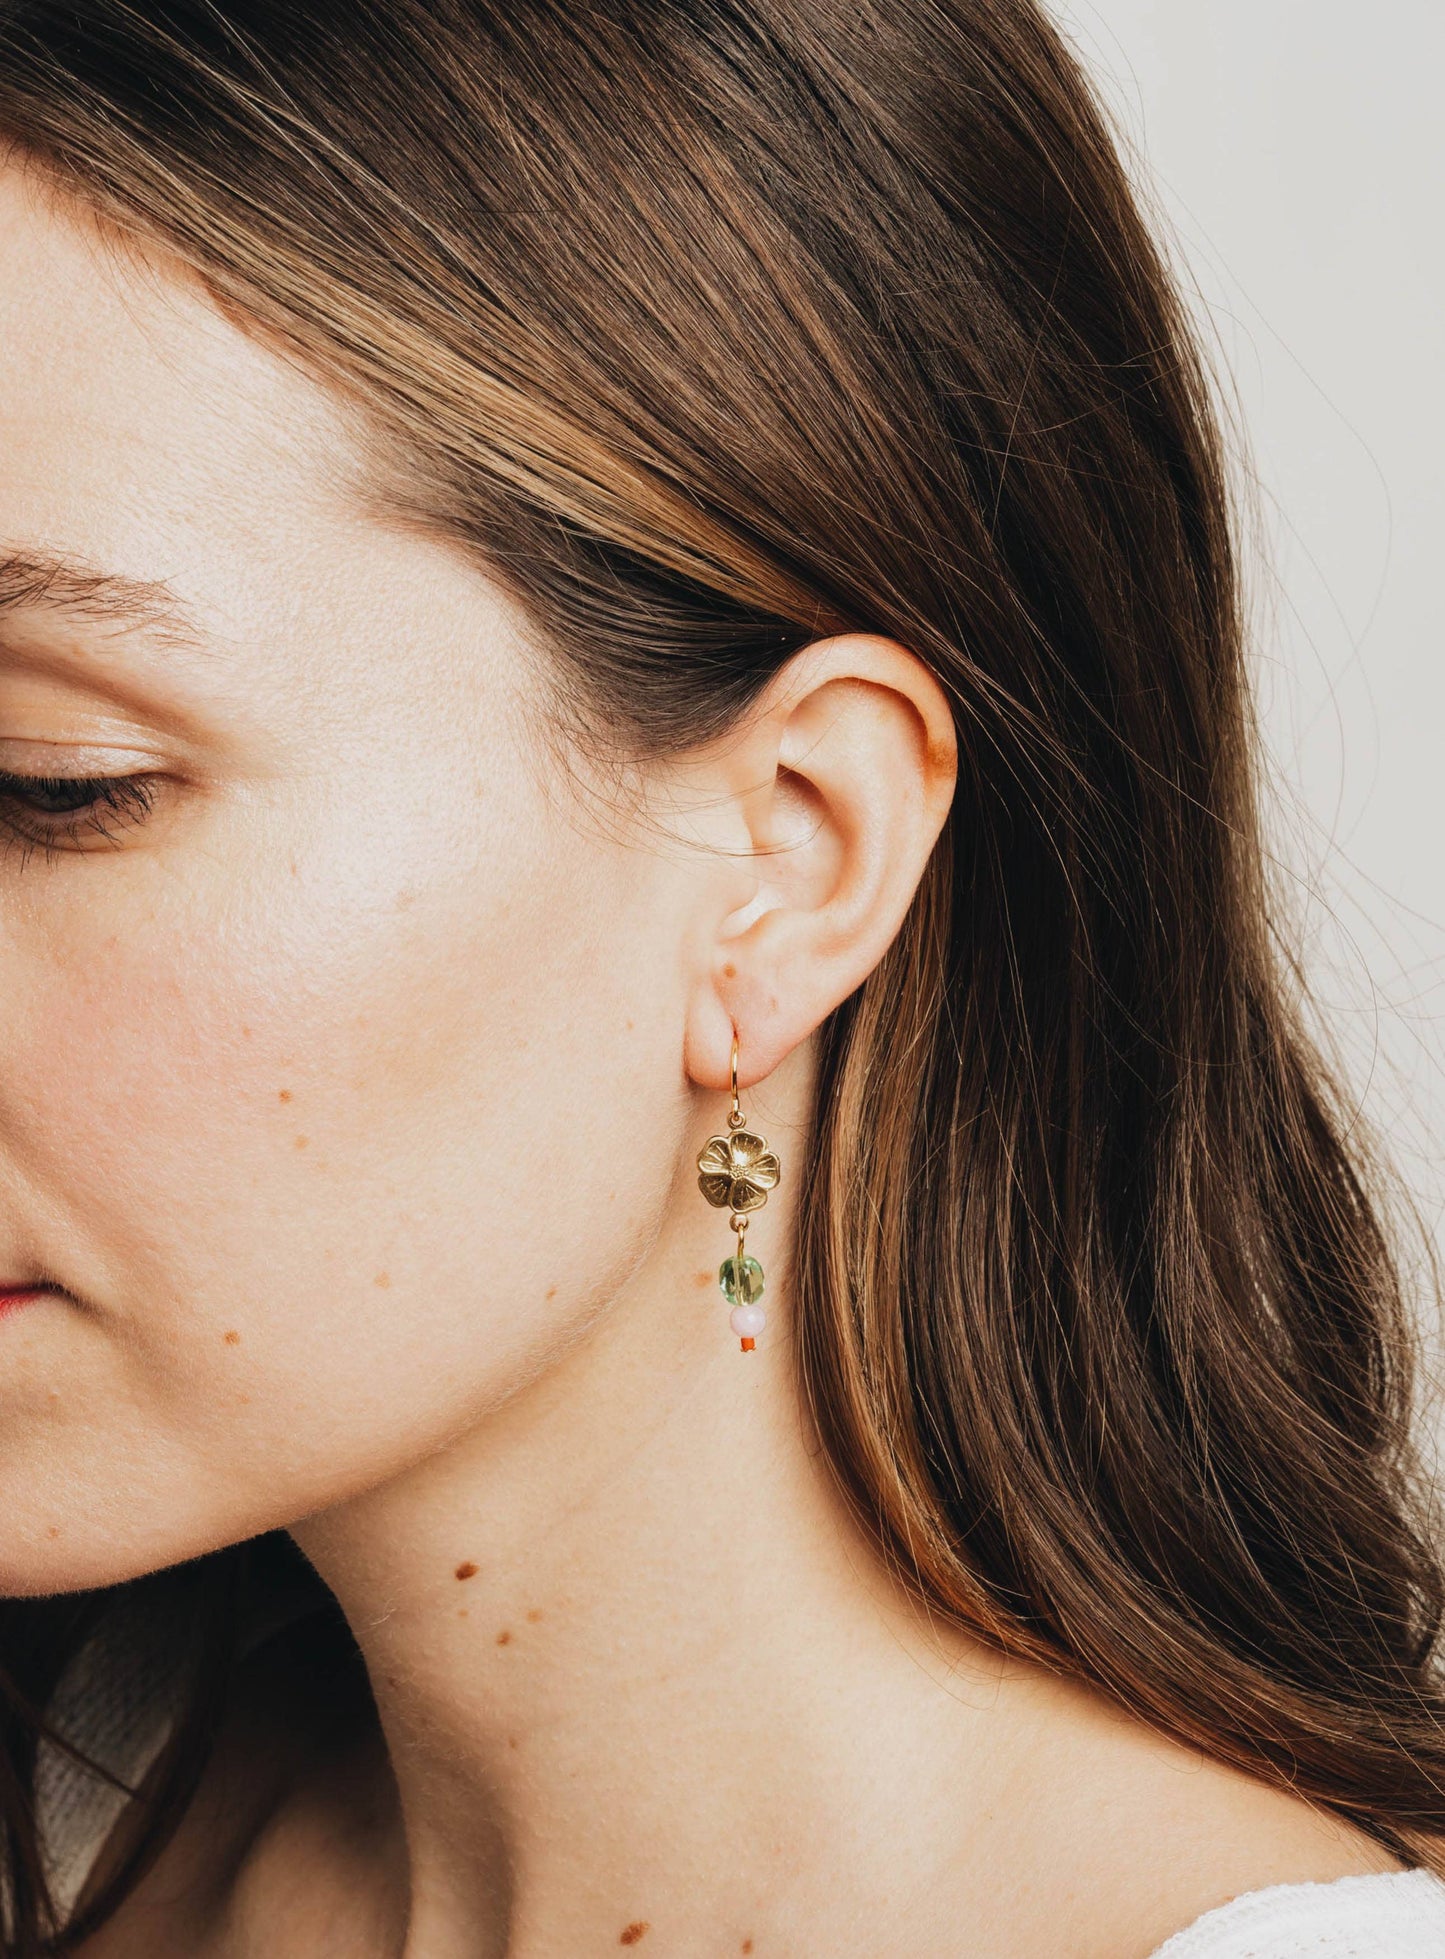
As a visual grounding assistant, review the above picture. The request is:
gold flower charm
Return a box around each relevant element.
[696,1129,781,1215]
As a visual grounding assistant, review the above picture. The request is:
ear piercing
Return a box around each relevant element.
[695,1029,780,1351]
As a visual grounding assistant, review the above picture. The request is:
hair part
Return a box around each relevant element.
[0,0,1440,1947]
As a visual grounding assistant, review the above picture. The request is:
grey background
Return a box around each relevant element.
[1048,4,1445,1384]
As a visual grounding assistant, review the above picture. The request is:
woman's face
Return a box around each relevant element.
[0,163,711,1592]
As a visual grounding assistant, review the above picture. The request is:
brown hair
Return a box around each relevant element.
[0,0,1441,1947]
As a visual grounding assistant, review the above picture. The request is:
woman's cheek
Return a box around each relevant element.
[0,802,675,1570]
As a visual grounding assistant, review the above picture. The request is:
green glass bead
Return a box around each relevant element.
[718,1253,765,1306]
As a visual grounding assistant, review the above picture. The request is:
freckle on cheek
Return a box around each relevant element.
[526,1607,543,1623]
[374,1272,391,1290]
[620,1923,650,1945]
[45,1525,59,1540]
[694,1271,711,1288]
[454,1561,478,1581]
[495,1629,512,1646]
[294,1135,308,1150]
[223,1330,241,1346]
[278,1089,292,1104]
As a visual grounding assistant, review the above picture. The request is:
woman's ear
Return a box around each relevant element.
[680,634,957,1093]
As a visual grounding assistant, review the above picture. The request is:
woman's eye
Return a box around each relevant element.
[0,769,161,857]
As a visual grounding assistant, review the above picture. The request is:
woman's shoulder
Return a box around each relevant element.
[981,1661,1422,1957]
[1149,1869,1445,1957]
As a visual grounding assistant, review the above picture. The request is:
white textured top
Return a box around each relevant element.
[1150,1870,1445,1956]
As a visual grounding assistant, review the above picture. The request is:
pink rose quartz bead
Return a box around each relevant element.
[729,1302,766,1339]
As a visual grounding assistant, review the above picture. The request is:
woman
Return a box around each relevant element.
[0,1,1439,1953]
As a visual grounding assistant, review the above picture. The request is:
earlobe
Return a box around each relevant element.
[684,634,956,1095]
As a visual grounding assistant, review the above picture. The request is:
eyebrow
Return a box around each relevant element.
[0,550,208,652]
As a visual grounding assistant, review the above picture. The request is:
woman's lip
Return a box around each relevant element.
[0,1286,47,1312]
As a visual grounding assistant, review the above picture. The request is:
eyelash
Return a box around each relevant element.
[0,770,161,863]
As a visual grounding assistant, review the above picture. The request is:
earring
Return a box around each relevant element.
[695,1028,781,1351]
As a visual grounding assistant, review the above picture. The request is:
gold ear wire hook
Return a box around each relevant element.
[728,1026,743,1129]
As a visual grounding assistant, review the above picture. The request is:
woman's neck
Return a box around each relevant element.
[280,1180,1401,1959]
[290,1190,1021,1959]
